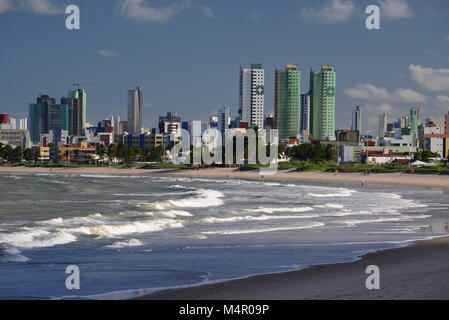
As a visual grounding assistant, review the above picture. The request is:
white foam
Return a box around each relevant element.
[105,239,144,248]
[202,222,324,235]
[201,214,319,223]
[72,218,183,237]
[340,214,431,226]
[308,189,354,197]
[147,189,224,210]
[1,248,30,262]
[157,210,192,218]
[0,229,77,249]
[38,213,105,227]
[244,207,314,214]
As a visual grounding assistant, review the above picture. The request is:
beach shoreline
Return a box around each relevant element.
[137,235,449,300]
[1,166,449,191]
[2,165,449,300]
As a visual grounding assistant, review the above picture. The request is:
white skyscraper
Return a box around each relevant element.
[379,113,387,138]
[239,64,264,128]
[127,86,142,134]
[19,118,27,130]
[189,120,202,148]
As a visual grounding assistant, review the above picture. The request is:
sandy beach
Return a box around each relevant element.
[1,166,449,190]
[2,166,449,299]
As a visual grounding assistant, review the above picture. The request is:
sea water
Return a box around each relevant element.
[0,173,448,299]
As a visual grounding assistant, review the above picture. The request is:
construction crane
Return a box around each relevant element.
[73,82,96,90]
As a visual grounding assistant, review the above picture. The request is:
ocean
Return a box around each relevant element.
[0,173,448,299]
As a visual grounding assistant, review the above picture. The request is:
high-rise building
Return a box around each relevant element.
[309,65,336,140]
[127,86,142,134]
[61,88,86,137]
[300,93,310,133]
[29,95,69,144]
[239,64,264,128]
[379,113,387,138]
[409,108,421,134]
[218,106,230,141]
[264,113,275,130]
[275,64,301,140]
[351,105,362,137]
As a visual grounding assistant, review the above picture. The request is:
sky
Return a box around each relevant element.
[1,0,449,134]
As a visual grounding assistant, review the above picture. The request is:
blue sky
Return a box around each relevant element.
[1,0,449,133]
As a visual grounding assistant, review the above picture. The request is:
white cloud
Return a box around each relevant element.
[299,0,354,24]
[437,95,449,104]
[200,5,214,18]
[23,0,62,14]
[409,65,449,92]
[0,0,14,13]
[118,0,190,23]
[98,50,119,57]
[344,84,426,103]
[378,0,413,20]
[445,35,449,42]
[364,103,396,133]
[0,0,63,14]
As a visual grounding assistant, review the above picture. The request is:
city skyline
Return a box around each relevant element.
[1,0,448,133]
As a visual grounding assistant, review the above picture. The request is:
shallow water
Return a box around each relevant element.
[0,173,448,299]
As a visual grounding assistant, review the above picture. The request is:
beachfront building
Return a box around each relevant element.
[309,65,336,140]
[361,149,413,165]
[29,95,69,144]
[127,86,142,134]
[425,134,449,158]
[338,145,417,164]
[32,146,50,161]
[55,142,96,164]
[275,64,301,140]
[239,64,264,128]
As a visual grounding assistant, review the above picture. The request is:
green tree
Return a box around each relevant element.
[23,148,34,161]
[414,150,440,162]
[96,144,107,156]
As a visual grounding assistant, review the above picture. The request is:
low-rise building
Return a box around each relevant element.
[0,129,31,149]
[360,149,413,165]
[56,142,96,163]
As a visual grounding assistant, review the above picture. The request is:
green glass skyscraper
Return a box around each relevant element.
[63,88,86,136]
[29,95,69,144]
[409,107,420,134]
[309,65,336,140]
[275,64,301,140]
